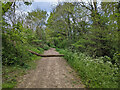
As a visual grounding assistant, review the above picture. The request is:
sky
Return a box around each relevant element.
[16,1,58,16]
[15,0,92,23]
[15,0,90,20]
[15,0,95,16]
[16,0,118,16]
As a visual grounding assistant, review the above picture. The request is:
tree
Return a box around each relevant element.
[25,9,47,45]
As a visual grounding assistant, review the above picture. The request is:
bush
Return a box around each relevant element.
[50,44,56,48]
[56,39,70,49]
[2,41,30,66]
[2,38,44,66]
[43,45,49,50]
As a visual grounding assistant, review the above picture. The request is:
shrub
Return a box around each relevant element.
[43,45,49,50]
[2,41,30,66]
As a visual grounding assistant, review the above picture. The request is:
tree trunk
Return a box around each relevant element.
[28,50,64,57]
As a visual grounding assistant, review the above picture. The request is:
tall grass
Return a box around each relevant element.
[56,48,119,88]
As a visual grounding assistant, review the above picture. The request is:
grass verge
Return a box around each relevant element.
[56,48,119,88]
[2,56,41,88]
[2,47,44,88]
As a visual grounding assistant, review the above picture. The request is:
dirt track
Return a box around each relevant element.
[17,48,84,88]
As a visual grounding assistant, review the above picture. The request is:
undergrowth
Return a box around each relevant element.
[56,48,119,88]
[2,46,44,88]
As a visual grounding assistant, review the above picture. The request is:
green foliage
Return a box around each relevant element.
[32,40,42,45]
[2,65,25,88]
[2,1,120,88]
[57,49,119,88]
[112,53,120,66]
[2,39,29,65]
[2,56,41,88]
[2,2,13,15]
[50,44,56,48]
[2,27,44,66]
[2,1,49,88]
[43,45,49,50]
[47,2,119,65]
[56,39,69,49]
[2,5,47,65]
[2,83,16,88]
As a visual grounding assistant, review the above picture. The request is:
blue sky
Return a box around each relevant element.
[16,2,58,16]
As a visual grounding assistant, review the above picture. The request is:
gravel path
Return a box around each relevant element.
[17,48,84,88]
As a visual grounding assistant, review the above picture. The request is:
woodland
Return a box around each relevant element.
[1,1,120,88]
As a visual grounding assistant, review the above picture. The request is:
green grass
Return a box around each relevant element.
[56,48,119,88]
[2,47,44,88]
[2,65,25,88]
[2,56,42,88]
[2,83,16,88]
